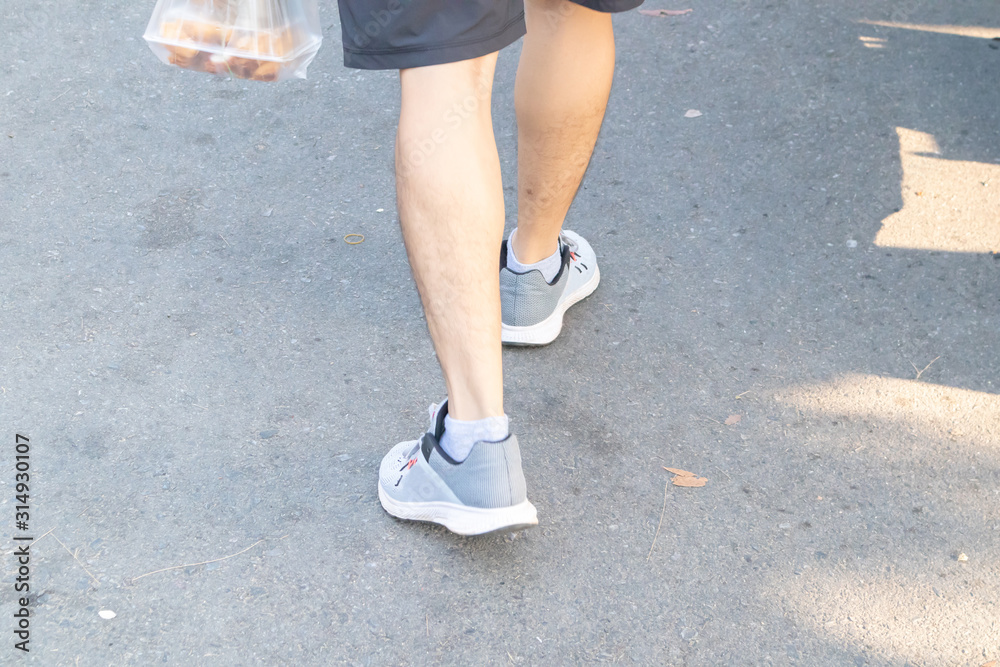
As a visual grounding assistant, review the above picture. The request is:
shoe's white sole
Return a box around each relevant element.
[378,483,538,536]
[501,264,601,346]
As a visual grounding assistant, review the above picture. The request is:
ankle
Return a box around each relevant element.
[510,228,560,265]
[506,236,562,283]
[440,413,510,463]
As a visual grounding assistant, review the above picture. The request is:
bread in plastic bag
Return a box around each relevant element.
[143,0,322,82]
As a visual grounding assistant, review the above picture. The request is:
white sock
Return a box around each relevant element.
[506,230,562,283]
[439,413,509,463]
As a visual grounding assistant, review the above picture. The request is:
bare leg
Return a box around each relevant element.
[396,53,505,421]
[513,0,616,263]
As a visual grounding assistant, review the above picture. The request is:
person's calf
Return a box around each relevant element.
[395,54,507,421]
[512,0,615,263]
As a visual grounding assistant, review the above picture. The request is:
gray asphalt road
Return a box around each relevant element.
[2,0,998,665]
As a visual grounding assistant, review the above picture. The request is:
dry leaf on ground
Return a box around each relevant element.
[979,661,997,667]
[663,466,707,487]
[639,8,693,17]
[724,414,742,425]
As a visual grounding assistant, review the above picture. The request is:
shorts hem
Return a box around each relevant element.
[343,13,526,70]
[572,0,644,11]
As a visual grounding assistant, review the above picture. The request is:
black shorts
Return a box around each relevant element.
[337,0,644,70]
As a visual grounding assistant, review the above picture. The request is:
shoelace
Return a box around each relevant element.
[558,233,578,254]
[559,233,582,263]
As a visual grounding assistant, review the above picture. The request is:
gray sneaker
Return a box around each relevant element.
[377,401,538,536]
[500,229,600,346]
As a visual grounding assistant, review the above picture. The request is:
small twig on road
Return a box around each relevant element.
[130,535,287,583]
[646,481,669,562]
[639,8,693,17]
[27,527,55,547]
[51,533,101,586]
[910,356,941,380]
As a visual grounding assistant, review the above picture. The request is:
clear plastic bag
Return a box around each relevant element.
[143,0,322,82]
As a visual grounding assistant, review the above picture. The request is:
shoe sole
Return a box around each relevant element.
[501,264,601,346]
[378,483,538,536]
